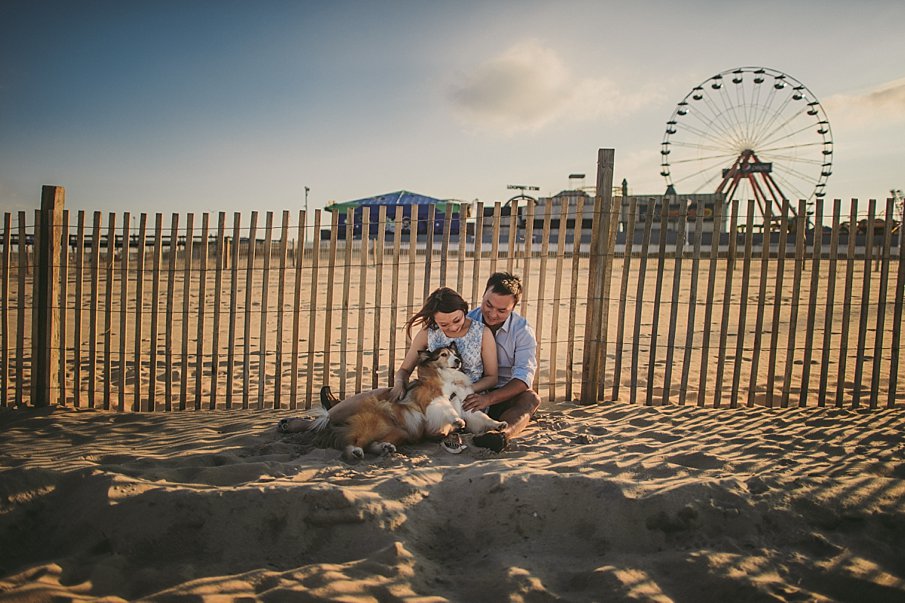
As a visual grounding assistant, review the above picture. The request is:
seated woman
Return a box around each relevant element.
[279,287,497,434]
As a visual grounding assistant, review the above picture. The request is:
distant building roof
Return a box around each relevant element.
[325,190,463,212]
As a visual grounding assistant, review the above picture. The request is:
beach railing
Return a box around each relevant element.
[1,183,903,411]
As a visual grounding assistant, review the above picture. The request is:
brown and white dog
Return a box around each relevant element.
[278,346,506,460]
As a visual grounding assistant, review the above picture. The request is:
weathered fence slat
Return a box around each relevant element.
[534,202,552,392]
[456,205,466,298]
[852,199,877,407]
[242,211,258,409]
[647,201,669,406]
[210,212,226,409]
[889,204,905,408]
[664,203,688,405]
[507,200,518,275]
[441,203,452,286]
[149,214,163,411]
[306,210,322,409]
[16,212,27,407]
[164,214,179,410]
[289,210,305,410]
[274,211,289,409]
[195,213,210,410]
[800,199,824,406]
[70,212,85,409]
[818,201,842,406]
[582,194,604,404]
[258,211,273,410]
[226,213,241,408]
[632,204,655,405]
[1,213,10,407]
[748,202,772,408]
[766,200,791,408]
[714,200,739,408]
[836,200,858,407]
[548,198,570,401]
[698,201,723,407]
[597,197,619,401]
[134,214,147,411]
[118,212,130,411]
[490,202,501,276]
[870,198,895,408]
[730,202,754,408]
[355,210,368,393]
[613,197,637,401]
[781,200,807,408]
[180,213,194,410]
[565,197,584,402]
[470,203,483,309]
[388,207,402,385]
[521,201,535,319]
[424,205,436,298]
[59,209,69,406]
[372,206,387,389]
[680,200,705,405]
[407,205,419,329]
[74,212,87,408]
[31,209,40,407]
[103,212,116,409]
[339,208,353,400]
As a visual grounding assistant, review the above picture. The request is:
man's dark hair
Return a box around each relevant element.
[485,272,523,303]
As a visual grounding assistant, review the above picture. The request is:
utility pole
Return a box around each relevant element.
[305,186,310,214]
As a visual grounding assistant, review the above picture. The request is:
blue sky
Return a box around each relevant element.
[1,0,903,216]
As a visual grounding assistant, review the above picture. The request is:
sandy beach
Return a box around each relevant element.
[2,402,904,601]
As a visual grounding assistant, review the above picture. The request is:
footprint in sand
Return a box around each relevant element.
[647,431,682,443]
[664,452,724,470]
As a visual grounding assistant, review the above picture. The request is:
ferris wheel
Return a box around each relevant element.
[660,66,833,220]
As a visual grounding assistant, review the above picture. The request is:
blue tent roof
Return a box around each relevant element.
[325,190,462,212]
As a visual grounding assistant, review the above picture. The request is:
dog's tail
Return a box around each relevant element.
[309,407,330,432]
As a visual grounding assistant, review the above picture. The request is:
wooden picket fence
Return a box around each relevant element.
[2,183,903,412]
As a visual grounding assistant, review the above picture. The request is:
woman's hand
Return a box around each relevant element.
[388,383,407,402]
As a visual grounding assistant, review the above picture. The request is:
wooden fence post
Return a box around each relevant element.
[33,185,65,406]
[581,148,614,404]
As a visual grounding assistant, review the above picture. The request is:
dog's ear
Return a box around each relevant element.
[418,349,433,364]
[449,341,459,356]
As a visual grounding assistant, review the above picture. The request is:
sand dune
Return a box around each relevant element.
[1,403,904,602]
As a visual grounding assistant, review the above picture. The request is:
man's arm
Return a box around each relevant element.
[463,319,537,411]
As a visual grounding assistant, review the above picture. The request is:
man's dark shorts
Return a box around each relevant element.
[486,398,514,421]
[485,389,539,421]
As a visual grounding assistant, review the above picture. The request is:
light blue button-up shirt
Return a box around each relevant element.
[467,307,537,389]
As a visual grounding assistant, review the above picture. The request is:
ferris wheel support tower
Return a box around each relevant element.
[716,149,792,220]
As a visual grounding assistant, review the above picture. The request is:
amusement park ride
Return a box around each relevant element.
[660,66,833,228]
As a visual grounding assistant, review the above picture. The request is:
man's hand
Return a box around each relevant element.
[463,392,493,412]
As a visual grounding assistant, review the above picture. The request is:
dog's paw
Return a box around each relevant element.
[495,421,509,431]
[453,418,467,431]
[277,418,290,434]
[379,442,396,456]
[343,445,365,461]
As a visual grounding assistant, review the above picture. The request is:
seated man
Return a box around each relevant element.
[460,272,540,452]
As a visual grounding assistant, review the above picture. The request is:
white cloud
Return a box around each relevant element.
[824,77,905,129]
[448,40,658,134]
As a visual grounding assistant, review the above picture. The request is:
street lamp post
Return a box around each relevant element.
[304,186,310,214]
